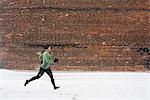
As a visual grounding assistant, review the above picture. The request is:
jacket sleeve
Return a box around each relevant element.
[39,53,43,61]
[43,53,54,65]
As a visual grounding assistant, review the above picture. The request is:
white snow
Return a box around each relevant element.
[0,69,150,100]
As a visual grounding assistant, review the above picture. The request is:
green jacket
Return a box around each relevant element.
[39,51,54,69]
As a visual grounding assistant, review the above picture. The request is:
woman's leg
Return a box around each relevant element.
[24,67,45,86]
[45,68,59,90]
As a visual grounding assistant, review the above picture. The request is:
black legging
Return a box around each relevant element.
[28,67,56,88]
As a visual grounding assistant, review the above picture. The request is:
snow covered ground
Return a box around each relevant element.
[0,69,150,100]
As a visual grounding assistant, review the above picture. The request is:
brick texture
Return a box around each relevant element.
[0,0,149,71]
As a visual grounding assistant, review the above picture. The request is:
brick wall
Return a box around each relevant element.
[0,0,149,71]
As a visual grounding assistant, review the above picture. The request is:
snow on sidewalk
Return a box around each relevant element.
[0,69,150,100]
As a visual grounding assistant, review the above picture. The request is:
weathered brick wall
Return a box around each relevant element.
[0,0,149,71]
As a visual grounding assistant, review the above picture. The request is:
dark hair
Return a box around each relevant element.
[43,45,52,49]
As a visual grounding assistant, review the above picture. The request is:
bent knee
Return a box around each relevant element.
[36,74,42,79]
